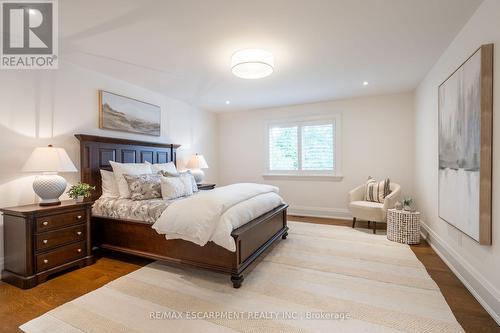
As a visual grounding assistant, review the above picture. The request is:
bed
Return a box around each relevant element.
[75,134,288,288]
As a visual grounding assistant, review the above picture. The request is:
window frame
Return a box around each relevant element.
[264,114,342,180]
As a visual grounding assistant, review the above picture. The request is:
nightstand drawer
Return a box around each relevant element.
[36,241,86,272]
[35,224,86,252]
[36,210,86,232]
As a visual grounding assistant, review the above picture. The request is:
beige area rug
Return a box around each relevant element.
[21,222,463,333]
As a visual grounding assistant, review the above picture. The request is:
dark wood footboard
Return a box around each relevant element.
[92,204,288,288]
[231,204,288,287]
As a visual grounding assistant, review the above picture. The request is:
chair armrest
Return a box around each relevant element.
[349,184,365,202]
[383,186,401,210]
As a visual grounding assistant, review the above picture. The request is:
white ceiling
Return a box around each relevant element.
[60,0,483,112]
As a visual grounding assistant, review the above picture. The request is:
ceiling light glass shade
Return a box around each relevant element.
[231,49,274,79]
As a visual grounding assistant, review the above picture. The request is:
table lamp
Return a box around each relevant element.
[22,145,78,206]
[186,153,209,184]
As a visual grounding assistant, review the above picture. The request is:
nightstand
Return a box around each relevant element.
[197,183,216,190]
[0,200,95,289]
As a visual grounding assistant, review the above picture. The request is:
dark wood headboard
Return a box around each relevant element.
[75,134,180,200]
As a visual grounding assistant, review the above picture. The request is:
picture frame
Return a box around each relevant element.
[438,44,493,245]
[98,90,161,136]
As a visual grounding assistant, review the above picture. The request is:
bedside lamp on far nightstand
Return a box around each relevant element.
[186,153,209,184]
[22,145,78,206]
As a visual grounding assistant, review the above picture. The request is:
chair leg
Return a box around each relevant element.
[367,221,371,228]
[352,217,356,228]
[373,221,377,234]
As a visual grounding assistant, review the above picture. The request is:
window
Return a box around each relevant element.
[266,115,341,178]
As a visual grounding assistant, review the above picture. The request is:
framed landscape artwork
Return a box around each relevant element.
[438,44,493,245]
[99,90,161,136]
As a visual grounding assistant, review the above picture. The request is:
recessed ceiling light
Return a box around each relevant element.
[363,81,369,86]
[231,49,274,79]
[225,100,230,105]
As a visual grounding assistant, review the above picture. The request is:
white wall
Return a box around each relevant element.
[0,61,218,271]
[217,93,414,218]
[414,0,500,323]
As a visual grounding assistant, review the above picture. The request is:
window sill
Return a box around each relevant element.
[262,173,344,181]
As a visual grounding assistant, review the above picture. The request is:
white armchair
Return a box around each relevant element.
[348,182,401,234]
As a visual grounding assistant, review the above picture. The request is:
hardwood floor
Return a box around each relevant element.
[0,216,498,332]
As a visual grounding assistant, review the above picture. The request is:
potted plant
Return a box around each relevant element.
[403,197,413,211]
[67,183,95,203]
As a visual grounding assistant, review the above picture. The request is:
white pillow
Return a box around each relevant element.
[161,174,193,200]
[146,161,178,175]
[158,169,198,193]
[100,169,119,198]
[109,161,152,198]
[180,170,198,193]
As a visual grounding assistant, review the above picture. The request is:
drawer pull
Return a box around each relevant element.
[77,248,82,253]
[77,231,82,236]
[43,239,48,244]
[77,215,82,219]
[43,259,48,264]
[42,221,49,226]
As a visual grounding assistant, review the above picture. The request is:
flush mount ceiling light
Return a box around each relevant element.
[231,49,274,79]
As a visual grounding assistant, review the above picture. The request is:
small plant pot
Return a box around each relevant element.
[75,196,84,203]
[403,205,411,211]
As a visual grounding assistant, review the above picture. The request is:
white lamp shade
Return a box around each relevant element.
[231,49,274,79]
[22,146,77,173]
[186,154,209,169]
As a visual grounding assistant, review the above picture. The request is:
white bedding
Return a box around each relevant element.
[152,183,284,251]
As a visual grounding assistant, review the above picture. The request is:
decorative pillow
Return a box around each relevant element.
[182,170,199,193]
[146,161,178,175]
[123,173,162,200]
[364,177,391,203]
[161,175,193,200]
[159,170,198,193]
[100,169,119,198]
[109,161,152,198]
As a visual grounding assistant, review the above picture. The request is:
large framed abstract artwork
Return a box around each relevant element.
[99,90,161,136]
[438,44,493,245]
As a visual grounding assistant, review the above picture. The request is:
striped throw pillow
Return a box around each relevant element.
[364,177,391,203]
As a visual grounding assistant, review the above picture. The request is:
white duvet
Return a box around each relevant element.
[152,183,284,251]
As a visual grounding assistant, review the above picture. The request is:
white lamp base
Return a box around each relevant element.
[190,169,205,184]
[33,174,67,206]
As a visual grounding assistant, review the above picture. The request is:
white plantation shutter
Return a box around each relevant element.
[268,126,298,170]
[301,123,334,170]
[267,118,337,174]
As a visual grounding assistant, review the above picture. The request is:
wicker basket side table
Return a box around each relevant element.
[387,209,421,244]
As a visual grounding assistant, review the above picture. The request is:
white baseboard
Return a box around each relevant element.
[288,205,351,220]
[420,221,500,325]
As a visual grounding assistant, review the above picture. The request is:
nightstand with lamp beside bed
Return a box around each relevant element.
[1,145,94,288]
